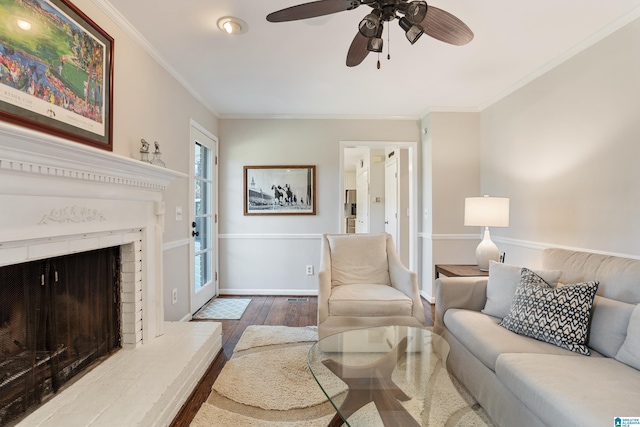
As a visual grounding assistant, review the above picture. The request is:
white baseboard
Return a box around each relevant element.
[179,313,192,322]
[219,289,318,296]
[421,290,434,304]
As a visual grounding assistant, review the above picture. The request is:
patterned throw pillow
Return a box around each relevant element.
[499,268,599,355]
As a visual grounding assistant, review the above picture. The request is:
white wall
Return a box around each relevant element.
[481,15,640,262]
[218,119,420,294]
[74,0,218,320]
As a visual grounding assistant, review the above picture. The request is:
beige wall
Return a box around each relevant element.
[218,118,420,294]
[421,112,481,300]
[481,15,640,261]
[74,0,218,320]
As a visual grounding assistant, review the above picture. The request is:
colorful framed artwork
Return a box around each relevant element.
[0,0,114,150]
[244,165,316,215]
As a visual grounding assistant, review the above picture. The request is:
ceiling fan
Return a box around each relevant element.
[266,0,474,68]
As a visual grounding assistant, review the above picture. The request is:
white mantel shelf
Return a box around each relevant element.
[0,121,186,191]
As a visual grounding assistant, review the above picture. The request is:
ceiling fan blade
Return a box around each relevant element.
[420,6,474,46]
[267,0,360,22]
[346,32,369,67]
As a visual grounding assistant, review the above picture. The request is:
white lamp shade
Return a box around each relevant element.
[464,196,510,227]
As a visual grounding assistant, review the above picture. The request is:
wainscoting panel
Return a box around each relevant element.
[219,234,322,295]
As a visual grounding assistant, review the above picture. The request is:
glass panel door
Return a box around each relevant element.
[190,125,217,314]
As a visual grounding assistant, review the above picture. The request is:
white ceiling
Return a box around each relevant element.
[102,0,640,118]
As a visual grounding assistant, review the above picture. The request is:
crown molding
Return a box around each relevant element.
[92,0,219,118]
[219,114,421,121]
[478,6,640,112]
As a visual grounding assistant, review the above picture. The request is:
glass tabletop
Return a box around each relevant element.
[308,326,450,427]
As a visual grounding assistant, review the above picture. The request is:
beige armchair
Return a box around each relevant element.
[317,233,425,339]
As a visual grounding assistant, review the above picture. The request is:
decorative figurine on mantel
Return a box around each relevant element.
[139,139,150,163]
[151,141,166,168]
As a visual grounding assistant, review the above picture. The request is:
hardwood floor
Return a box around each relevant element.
[169,296,435,427]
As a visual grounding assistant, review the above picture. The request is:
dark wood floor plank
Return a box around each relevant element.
[169,296,434,427]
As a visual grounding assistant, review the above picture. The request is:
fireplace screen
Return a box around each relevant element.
[0,247,121,425]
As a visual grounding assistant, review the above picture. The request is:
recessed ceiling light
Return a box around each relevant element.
[17,19,32,31]
[217,17,247,35]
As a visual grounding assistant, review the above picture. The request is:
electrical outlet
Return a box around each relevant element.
[172,288,178,305]
[306,265,314,276]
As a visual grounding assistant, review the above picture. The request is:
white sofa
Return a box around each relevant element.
[435,248,640,427]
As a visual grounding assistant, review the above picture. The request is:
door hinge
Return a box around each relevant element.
[215,214,218,223]
[215,156,218,165]
[215,271,218,281]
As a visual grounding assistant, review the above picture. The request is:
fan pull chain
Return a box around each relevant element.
[377,53,381,69]
[387,25,391,60]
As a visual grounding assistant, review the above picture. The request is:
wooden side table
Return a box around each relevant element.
[435,264,489,279]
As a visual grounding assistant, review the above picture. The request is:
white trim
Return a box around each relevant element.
[219,289,318,296]
[91,0,219,117]
[163,238,189,251]
[419,106,480,118]
[219,114,421,121]
[420,290,435,304]
[478,6,640,112]
[425,233,480,240]
[220,234,322,240]
[418,233,640,260]
[178,313,192,322]
[189,122,220,312]
[0,122,186,190]
[493,237,640,260]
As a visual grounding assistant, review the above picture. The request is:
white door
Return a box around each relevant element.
[385,157,399,248]
[190,125,218,314]
[356,169,369,233]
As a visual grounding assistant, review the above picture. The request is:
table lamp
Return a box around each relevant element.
[464,195,510,271]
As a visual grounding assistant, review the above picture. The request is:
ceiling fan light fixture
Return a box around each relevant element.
[398,17,423,44]
[217,16,248,35]
[358,10,382,38]
[404,1,428,24]
[367,36,383,53]
[366,24,384,53]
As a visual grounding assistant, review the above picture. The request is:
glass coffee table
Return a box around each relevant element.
[308,326,450,427]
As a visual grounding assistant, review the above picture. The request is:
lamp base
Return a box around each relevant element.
[476,227,500,271]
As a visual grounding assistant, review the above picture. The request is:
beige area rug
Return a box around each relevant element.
[191,326,495,427]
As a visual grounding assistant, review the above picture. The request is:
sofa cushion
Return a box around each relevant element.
[482,261,562,319]
[542,248,640,304]
[588,296,636,357]
[327,234,390,287]
[615,304,640,370]
[496,353,640,427]
[328,284,412,317]
[444,309,585,372]
[499,269,598,355]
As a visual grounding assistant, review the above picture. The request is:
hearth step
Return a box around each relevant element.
[286,298,310,302]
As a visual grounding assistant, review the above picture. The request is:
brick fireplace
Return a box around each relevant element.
[0,122,221,425]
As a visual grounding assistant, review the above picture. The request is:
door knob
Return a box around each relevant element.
[192,230,199,237]
[192,221,197,228]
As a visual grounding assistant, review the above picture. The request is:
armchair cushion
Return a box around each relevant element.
[327,233,390,287]
[328,284,413,317]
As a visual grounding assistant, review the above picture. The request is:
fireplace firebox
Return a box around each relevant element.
[0,247,121,425]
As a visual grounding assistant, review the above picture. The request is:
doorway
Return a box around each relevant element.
[340,141,418,271]
[190,122,218,314]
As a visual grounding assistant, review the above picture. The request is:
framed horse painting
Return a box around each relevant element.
[244,165,316,215]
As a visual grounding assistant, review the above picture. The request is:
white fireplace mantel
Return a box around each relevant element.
[0,121,186,344]
[0,121,184,193]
